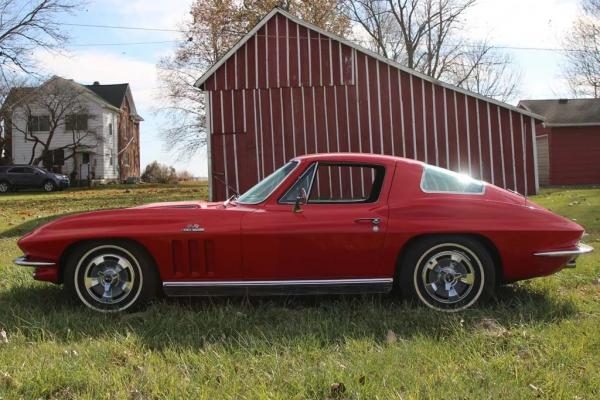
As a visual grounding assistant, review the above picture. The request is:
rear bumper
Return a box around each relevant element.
[534,243,593,268]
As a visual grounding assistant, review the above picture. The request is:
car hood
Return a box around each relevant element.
[20,200,252,239]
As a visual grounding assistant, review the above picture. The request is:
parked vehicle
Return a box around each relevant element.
[0,165,70,193]
[13,153,592,312]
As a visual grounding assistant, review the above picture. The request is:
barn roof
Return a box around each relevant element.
[194,7,544,121]
[519,98,600,127]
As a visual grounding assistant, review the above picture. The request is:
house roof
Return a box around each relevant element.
[84,82,142,121]
[194,7,544,121]
[1,77,142,121]
[518,98,600,127]
[85,83,129,109]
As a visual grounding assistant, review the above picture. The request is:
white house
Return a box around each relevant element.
[1,76,142,182]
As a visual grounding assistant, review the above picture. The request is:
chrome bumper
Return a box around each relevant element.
[534,244,593,268]
[13,256,56,267]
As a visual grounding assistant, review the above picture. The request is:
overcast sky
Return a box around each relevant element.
[36,0,581,177]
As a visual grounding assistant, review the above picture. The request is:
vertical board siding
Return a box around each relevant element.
[204,14,537,199]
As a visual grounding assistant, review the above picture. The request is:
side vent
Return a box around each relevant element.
[188,239,201,276]
[171,240,184,276]
[205,240,215,274]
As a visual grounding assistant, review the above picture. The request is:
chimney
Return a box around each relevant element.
[93,81,100,86]
[558,99,569,104]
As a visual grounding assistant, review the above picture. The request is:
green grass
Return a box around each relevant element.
[0,184,599,399]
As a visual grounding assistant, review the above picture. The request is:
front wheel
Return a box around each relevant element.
[398,236,496,312]
[43,180,56,192]
[64,241,159,312]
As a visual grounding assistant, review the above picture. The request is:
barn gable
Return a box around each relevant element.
[195,8,543,201]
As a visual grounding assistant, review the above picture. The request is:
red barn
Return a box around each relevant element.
[519,99,600,186]
[195,8,543,201]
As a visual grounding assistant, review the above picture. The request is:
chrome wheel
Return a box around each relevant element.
[44,181,55,192]
[83,253,135,305]
[72,244,145,312]
[421,250,476,304]
[0,182,8,193]
[410,241,488,312]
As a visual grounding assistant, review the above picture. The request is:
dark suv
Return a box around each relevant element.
[0,165,70,193]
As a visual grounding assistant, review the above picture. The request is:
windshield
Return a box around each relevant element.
[237,161,298,204]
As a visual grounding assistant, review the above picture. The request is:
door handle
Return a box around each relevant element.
[354,218,381,225]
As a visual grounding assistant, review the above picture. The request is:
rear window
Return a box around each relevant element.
[421,165,484,194]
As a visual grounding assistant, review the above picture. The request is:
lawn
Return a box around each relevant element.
[0,184,599,399]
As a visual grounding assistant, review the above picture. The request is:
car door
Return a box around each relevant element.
[21,167,42,187]
[7,167,26,187]
[241,161,393,280]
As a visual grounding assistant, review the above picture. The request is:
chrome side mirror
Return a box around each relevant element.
[293,188,308,213]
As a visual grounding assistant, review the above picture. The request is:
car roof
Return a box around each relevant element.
[292,152,424,167]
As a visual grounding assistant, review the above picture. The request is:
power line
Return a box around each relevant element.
[67,40,184,47]
[61,22,186,33]
[61,21,584,53]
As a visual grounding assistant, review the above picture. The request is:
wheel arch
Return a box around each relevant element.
[395,233,504,284]
[58,238,161,284]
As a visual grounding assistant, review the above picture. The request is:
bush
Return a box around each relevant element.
[141,161,178,184]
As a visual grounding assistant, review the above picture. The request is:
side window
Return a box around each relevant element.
[309,164,384,203]
[8,167,25,174]
[280,163,317,203]
[421,165,484,194]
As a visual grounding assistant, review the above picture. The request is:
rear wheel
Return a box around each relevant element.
[43,180,56,192]
[0,181,9,193]
[398,236,495,312]
[64,241,159,312]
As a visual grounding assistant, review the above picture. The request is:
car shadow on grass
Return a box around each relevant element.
[0,281,578,350]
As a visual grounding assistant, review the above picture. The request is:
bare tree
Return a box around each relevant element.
[449,41,521,102]
[6,77,102,171]
[157,0,351,158]
[564,0,600,97]
[0,0,77,86]
[343,0,521,100]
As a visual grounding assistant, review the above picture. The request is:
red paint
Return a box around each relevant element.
[537,125,600,185]
[17,154,585,289]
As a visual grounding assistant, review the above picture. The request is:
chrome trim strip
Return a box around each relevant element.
[13,256,56,267]
[163,278,393,288]
[534,244,593,257]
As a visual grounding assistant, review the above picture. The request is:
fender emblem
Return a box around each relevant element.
[182,224,204,233]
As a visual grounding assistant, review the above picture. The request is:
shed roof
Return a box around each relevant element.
[195,7,543,121]
[519,98,600,127]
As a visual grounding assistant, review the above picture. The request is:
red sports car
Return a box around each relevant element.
[14,153,592,312]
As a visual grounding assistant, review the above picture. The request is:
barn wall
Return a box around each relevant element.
[205,13,538,200]
[547,126,600,185]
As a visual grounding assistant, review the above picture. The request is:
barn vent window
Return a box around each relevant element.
[27,115,50,132]
[421,165,484,194]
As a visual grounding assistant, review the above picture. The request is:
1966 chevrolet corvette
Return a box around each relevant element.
[14,153,593,312]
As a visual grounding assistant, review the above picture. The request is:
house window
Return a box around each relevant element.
[65,114,88,131]
[108,122,113,136]
[82,153,90,164]
[27,115,50,132]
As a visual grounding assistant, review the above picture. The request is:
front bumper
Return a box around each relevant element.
[13,256,56,267]
[534,243,593,268]
[13,256,60,283]
[56,179,70,189]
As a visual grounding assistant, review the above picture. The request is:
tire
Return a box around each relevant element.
[43,180,56,192]
[63,241,159,312]
[398,236,496,312]
[0,181,9,194]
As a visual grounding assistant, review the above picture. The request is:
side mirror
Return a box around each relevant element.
[293,188,308,213]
